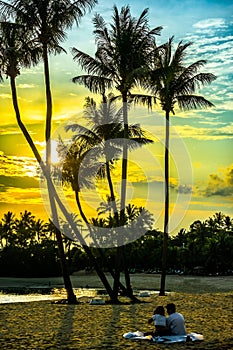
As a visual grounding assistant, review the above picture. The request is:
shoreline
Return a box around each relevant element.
[0,273,232,293]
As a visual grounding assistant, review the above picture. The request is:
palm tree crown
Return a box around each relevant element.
[148,37,217,113]
[0,21,41,79]
[0,0,97,53]
[72,5,162,99]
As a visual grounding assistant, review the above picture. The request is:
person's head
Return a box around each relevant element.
[154,306,165,316]
[166,303,176,315]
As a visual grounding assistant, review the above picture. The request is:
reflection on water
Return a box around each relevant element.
[0,287,105,304]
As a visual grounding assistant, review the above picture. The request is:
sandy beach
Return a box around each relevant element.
[0,274,233,349]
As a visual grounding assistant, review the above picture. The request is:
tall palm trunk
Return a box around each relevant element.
[10,77,43,164]
[160,110,170,296]
[50,194,77,303]
[41,41,76,303]
[120,97,129,221]
[119,95,133,297]
[105,160,120,299]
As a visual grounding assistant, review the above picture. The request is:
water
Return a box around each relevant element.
[0,287,104,304]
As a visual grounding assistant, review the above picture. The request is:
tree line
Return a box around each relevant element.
[0,211,232,277]
[0,1,216,302]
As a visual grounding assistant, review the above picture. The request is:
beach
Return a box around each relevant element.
[0,274,233,349]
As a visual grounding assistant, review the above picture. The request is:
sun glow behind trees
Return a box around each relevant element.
[0,0,232,232]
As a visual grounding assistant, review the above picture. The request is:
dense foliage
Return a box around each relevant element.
[0,211,232,277]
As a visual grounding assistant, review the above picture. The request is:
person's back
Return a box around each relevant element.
[166,303,186,336]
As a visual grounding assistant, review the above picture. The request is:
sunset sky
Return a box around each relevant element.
[0,0,232,236]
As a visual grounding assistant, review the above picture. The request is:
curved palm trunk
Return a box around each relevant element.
[105,161,138,301]
[160,110,170,296]
[75,179,137,301]
[50,194,77,303]
[9,73,77,302]
[7,76,118,303]
[75,190,119,302]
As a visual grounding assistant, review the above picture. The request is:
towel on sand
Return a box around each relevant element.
[123,331,204,343]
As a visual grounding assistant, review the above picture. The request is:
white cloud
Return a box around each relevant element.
[175,122,233,140]
[0,154,38,178]
[193,18,226,29]
[18,84,36,89]
[0,93,11,99]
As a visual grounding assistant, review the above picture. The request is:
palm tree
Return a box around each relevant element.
[0,19,77,303]
[72,5,161,220]
[61,94,153,299]
[0,0,97,303]
[1,211,16,248]
[66,95,153,216]
[0,0,97,163]
[145,37,216,295]
[32,218,46,242]
[15,210,36,247]
[71,5,161,293]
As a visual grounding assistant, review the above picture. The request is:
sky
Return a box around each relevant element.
[0,0,233,237]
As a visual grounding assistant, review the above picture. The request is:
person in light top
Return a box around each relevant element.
[165,303,186,335]
[148,306,169,336]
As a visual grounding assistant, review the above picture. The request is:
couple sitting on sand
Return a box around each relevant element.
[146,303,186,337]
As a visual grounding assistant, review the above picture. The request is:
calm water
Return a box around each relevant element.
[0,287,103,304]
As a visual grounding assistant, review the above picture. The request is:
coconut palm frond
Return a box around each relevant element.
[177,94,215,111]
[0,20,41,73]
[170,40,192,67]
[176,72,217,95]
[131,94,157,109]
[72,74,113,94]
[181,60,207,76]
[65,123,93,137]
[71,48,101,73]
